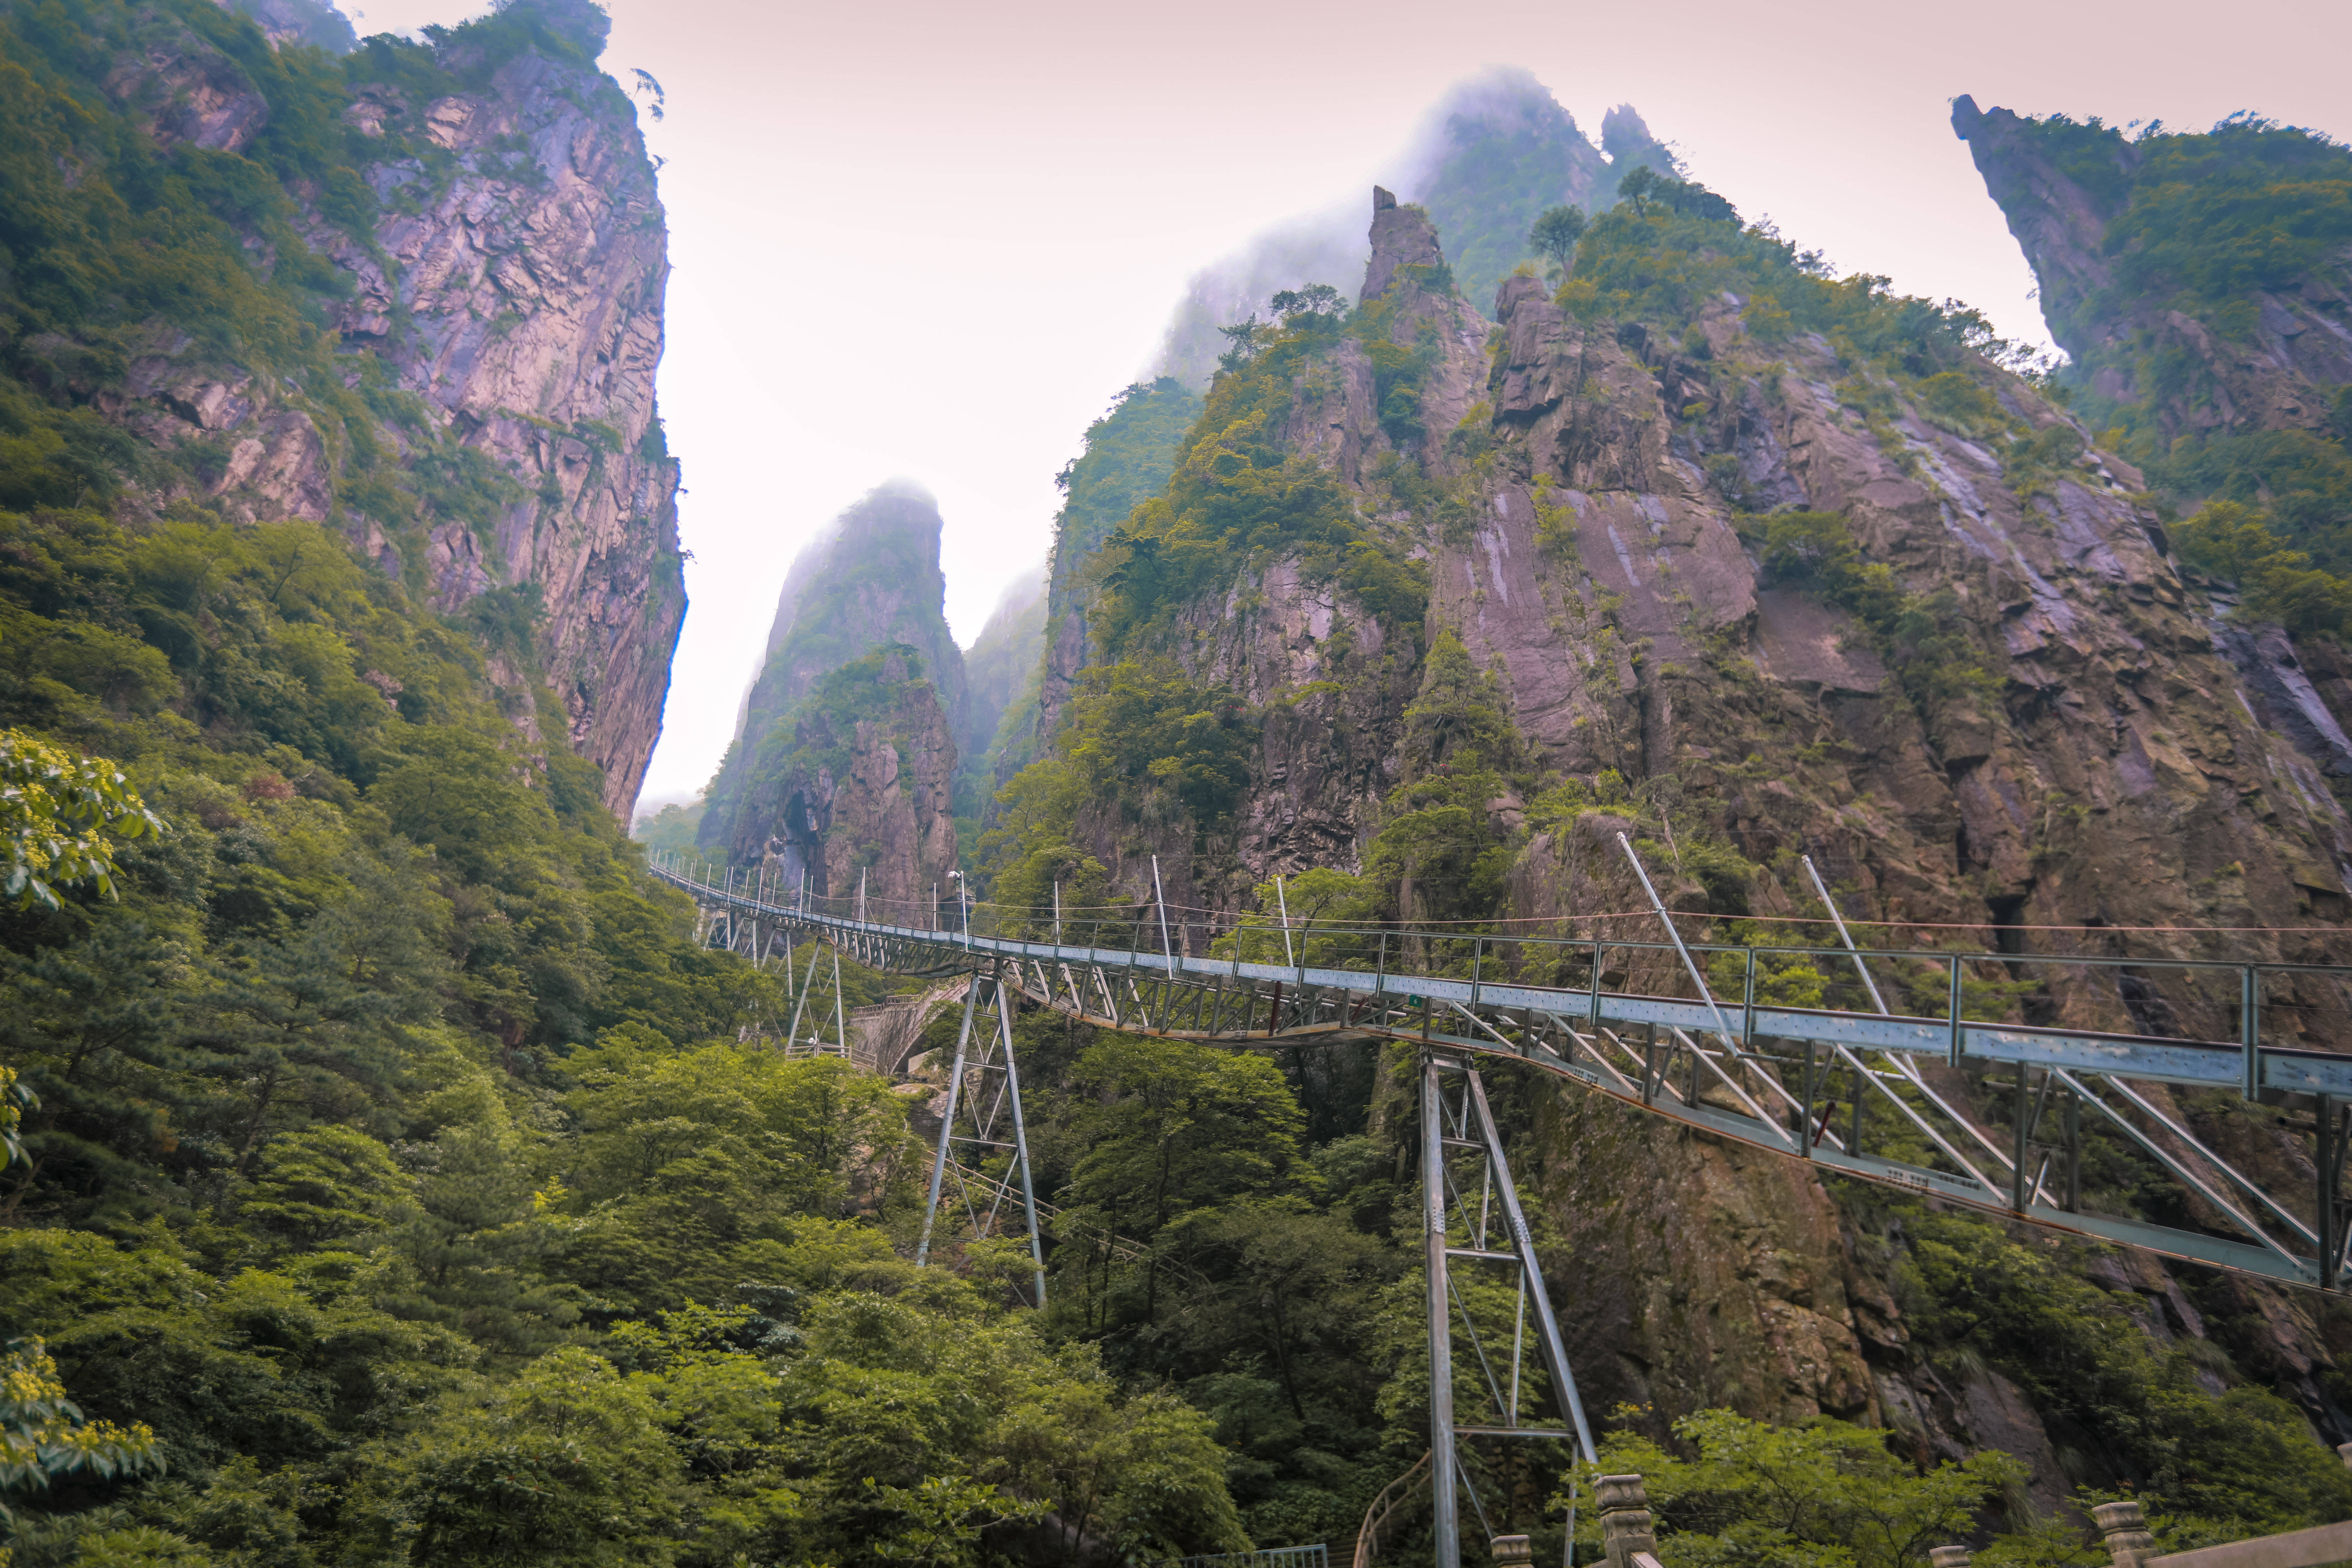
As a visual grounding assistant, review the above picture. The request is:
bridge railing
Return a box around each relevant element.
[652,854,2352,1287]
[661,855,2351,1092]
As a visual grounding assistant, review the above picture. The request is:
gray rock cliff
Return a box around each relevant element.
[80,0,685,815]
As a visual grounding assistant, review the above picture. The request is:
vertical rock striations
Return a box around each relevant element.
[327,0,684,813]
[1006,178,2352,1442]
[700,483,969,896]
[9,0,684,814]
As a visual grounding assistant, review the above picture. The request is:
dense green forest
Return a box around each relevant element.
[8,0,2352,1559]
[0,491,1266,1562]
[0,0,1231,1558]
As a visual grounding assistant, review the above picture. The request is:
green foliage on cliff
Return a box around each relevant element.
[1052,380,1202,579]
[2158,430,2352,616]
[1569,1408,2024,1568]
[2174,498,2352,635]
[1900,1212,2352,1533]
[756,643,933,798]
[1088,300,1429,654]
[1563,183,2033,382]
[1746,509,1998,714]
[981,659,1256,911]
[727,497,958,756]
[1362,631,1525,927]
[2007,113,2352,347]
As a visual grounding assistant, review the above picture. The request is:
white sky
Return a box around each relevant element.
[344,0,2351,810]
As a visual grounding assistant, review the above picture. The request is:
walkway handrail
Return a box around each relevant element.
[650,859,2352,1101]
[651,855,2352,1291]
[1354,1451,1433,1568]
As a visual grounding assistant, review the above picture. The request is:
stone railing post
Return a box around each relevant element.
[1489,1537,1532,1566]
[1596,1475,1658,1568]
[2093,1500,2157,1568]
[1930,1549,1972,1568]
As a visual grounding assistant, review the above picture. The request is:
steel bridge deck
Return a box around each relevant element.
[654,860,2352,1290]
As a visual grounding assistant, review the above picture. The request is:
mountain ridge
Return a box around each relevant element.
[0,0,685,812]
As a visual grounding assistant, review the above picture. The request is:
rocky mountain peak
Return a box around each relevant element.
[503,0,610,54]
[1152,71,1678,384]
[1361,190,1448,304]
[1955,99,2352,448]
[1600,103,1661,161]
[1949,98,2125,364]
[217,0,358,52]
[39,0,687,814]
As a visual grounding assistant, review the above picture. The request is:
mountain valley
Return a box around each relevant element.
[3,3,2352,1564]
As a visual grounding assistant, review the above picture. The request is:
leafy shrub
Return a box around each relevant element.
[1902,1213,2352,1532]
[1916,371,2011,440]
[2173,498,2352,636]
[1564,1407,2021,1568]
[1566,195,2042,382]
[1746,510,1996,714]
[1086,295,1429,654]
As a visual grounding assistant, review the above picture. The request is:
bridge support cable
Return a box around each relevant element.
[1801,855,2047,1198]
[915,980,981,1268]
[650,856,2352,1292]
[913,974,1046,1305]
[1423,1052,1596,1568]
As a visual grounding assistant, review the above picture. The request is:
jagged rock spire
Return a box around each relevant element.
[1362,188,1447,305]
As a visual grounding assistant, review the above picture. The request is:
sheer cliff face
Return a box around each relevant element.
[1479,270,2352,957]
[721,655,960,917]
[1952,96,2352,444]
[1054,191,2352,1436]
[1952,100,2352,789]
[87,0,683,814]
[701,483,969,882]
[332,20,683,813]
[1073,192,2352,969]
[962,568,1047,778]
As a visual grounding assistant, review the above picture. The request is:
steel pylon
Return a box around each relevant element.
[915,975,1046,1305]
[1422,1051,1595,1567]
[773,937,853,1059]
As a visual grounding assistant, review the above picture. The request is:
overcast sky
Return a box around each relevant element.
[345,0,2349,810]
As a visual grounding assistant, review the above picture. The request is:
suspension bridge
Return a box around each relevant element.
[649,846,2352,1568]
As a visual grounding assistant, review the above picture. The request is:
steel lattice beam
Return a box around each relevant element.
[653,858,2352,1292]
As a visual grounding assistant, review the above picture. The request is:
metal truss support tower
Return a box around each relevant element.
[1423,1052,1596,1568]
[916,974,1047,1306]
[779,937,852,1059]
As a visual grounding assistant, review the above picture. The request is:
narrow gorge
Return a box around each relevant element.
[4,8,2352,1565]
[693,81,2352,1558]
